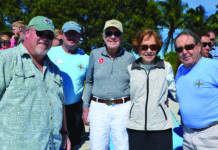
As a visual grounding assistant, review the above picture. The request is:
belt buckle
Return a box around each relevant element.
[106,98,115,106]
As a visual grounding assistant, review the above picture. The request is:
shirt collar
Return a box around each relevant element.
[101,46,125,57]
[131,57,165,70]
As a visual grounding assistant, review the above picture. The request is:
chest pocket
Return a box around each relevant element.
[13,68,36,91]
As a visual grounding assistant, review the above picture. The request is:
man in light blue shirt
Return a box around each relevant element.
[175,30,218,150]
[48,21,89,150]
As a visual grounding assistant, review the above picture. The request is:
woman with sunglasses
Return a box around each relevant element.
[126,29,177,150]
[0,33,16,50]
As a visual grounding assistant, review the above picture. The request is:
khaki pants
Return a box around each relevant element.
[183,123,218,150]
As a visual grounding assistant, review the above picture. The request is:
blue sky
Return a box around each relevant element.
[182,0,217,16]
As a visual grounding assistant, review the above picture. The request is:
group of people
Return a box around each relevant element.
[0,15,217,150]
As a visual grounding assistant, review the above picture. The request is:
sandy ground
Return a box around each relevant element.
[76,100,181,150]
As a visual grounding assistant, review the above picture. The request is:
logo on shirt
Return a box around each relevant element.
[78,64,84,70]
[54,59,64,64]
[194,80,204,88]
[99,58,104,64]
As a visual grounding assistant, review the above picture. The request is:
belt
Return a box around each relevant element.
[189,121,218,131]
[92,96,130,105]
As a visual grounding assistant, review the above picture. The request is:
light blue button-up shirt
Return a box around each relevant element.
[0,44,65,150]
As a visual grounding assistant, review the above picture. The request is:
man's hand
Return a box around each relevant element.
[61,134,71,150]
[82,108,90,126]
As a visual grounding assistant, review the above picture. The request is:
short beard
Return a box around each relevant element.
[35,48,48,56]
[63,42,78,52]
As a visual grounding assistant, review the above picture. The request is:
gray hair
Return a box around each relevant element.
[174,30,200,48]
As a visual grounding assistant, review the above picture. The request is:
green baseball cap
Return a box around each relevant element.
[28,16,55,34]
[103,19,123,32]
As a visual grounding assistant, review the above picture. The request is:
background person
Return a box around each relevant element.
[48,21,89,150]
[12,20,27,44]
[127,29,176,150]
[0,16,70,150]
[208,30,218,59]
[52,29,63,47]
[197,32,212,58]
[0,31,16,50]
[82,19,135,150]
[175,30,218,150]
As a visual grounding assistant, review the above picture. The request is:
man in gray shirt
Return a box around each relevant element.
[82,19,135,150]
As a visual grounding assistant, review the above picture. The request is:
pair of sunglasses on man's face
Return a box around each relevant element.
[35,30,54,40]
[175,44,196,53]
[210,38,215,41]
[105,31,122,37]
[175,42,211,53]
[0,40,11,45]
[139,44,157,51]
[201,42,211,48]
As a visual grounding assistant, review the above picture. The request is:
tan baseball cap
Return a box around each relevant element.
[103,19,123,32]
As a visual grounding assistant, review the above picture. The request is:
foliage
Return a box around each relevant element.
[0,0,217,58]
[164,51,179,75]
[206,5,218,34]
[184,5,207,33]
[158,0,188,54]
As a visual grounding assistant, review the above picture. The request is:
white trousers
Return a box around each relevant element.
[89,100,131,150]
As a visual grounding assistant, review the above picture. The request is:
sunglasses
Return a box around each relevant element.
[175,44,196,53]
[202,42,211,48]
[210,38,215,41]
[0,40,11,45]
[36,30,54,40]
[139,44,157,51]
[105,31,122,37]
[64,31,80,37]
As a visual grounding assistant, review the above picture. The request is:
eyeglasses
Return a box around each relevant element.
[139,44,157,51]
[35,30,54,40]
[105,31,122,37]
[0,40,11,45]
[202,42,211,48]
[210,38,215,41]
[175,44,196,53]
[64,31,80,37]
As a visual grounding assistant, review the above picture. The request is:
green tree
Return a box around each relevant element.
[184,5,207,33]
[206,5,218,34]
[18,0,164,53]
[164,51,179,74]
[0,0,24,31]
[158,0,188,54]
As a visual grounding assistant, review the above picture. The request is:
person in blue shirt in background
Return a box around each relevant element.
[48,21,89,150]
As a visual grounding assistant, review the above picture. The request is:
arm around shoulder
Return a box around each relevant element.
[165,62,177,102]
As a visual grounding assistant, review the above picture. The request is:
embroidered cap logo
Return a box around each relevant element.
[43,18,51,24]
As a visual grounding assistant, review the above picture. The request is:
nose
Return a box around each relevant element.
[182,48,188,55]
